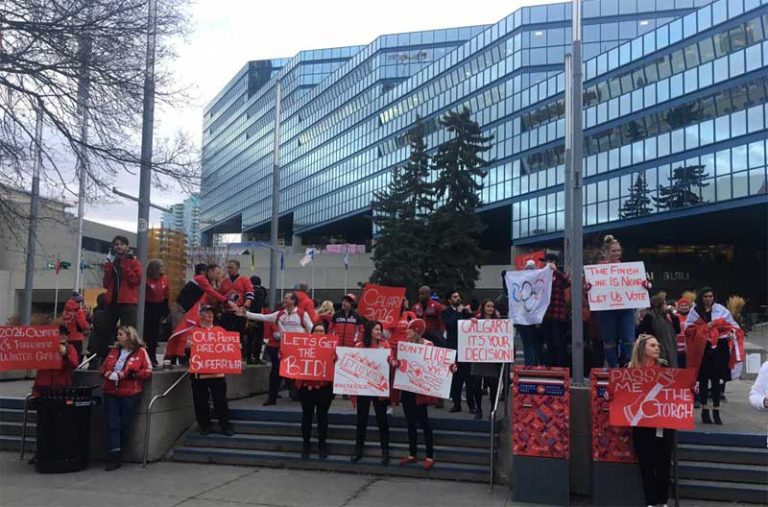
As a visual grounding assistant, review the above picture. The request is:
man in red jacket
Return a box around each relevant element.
[412,285,445,346]
[60,292,90,361]
[329,293,365,347]
[102,235,142,331]
[218,259,253,340]
[294,282,318,324]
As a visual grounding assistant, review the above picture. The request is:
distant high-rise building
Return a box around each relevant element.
[162,193,201,250]
[147,228,187,303]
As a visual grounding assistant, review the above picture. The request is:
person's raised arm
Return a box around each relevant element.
[302,311,314,332]
[748,361,768,411]
[242,309,279,323]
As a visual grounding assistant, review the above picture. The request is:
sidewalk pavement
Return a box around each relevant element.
[0,451,743,507]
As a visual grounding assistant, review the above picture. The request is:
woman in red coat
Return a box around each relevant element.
[351,320,394,464]
[296,323,335,460]
[100,326,152,471]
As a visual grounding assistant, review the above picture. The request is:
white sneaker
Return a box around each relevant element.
[386,406,393,415]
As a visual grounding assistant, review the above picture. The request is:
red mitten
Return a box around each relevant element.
[449,364,458,373]
[398,359,408,372]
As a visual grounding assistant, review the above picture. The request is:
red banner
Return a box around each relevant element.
[188,327,242,375]
[0,326,62,371]
[591,369,635,463]
[512,366,570,459]
[514,250,545,270]
[609,367,696,430]
[280,333,338,381]
[357,284,405,328]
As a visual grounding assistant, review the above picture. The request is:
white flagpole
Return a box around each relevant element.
[53,270,60,318]
[311,261,315,300]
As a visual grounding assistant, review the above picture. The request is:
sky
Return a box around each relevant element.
[88,0,561,232]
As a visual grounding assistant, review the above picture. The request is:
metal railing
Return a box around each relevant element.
[142,370,189,466]
[77,353,98,370]
[489,363,507,490]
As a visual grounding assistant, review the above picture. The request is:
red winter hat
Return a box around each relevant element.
[342,293,357,304]
[407,318,426,336]
[676,298,691,307]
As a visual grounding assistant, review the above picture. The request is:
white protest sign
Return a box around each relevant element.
[333,347,390,397]
[505,268,553,325]
[393,341,455,399]
[584,261,650,311]
[458,319,514,363]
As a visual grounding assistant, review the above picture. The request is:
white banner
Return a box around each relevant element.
[583,261,650,311]
[393,342,455,399]
[505,267,553,325]
[458,319,514,363]
[333,347,390,397]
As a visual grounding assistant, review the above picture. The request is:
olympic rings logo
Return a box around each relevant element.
[510,278,547,312]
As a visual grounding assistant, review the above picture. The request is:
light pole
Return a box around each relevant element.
[268,80,282,310]
[22,100,44,325]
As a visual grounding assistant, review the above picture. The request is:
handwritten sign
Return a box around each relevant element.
[609,367,696,430]
[333,347,390,397]
[393,341,455,399]
[357,284,405,328]
[458,319,514,363]
[584,261,650,311]
[280,333,338,381]
[189,327,242,375]
[0,326,62,371]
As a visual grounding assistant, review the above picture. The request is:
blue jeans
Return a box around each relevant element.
[105,394,141,452]
[598,309,636,367]
[518,325,541,366]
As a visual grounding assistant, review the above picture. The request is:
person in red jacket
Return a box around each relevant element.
[263,317,282,405]
[412,285,445,345]
[329,293,365,348]
[102,235,142,330]
[101,325,152,471]
[296,322,335,460]
[218,259,254,348]
[60,292,90,361]
[33,326,79,397]
[294,282,318,324]
[144,259,169,366]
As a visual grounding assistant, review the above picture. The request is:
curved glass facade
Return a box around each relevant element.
[201,0,768,247]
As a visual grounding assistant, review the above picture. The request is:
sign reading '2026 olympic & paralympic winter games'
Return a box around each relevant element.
[0,326,62,371]
[504,268,553,325]
[584,261,651,311]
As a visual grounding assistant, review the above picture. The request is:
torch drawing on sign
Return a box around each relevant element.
[338,352,388,392]
[398,359,442,392]
[624,369,677,426]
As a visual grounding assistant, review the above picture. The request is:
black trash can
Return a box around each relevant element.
[34,385,100,473]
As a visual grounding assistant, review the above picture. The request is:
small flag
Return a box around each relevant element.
[343,247,349,271]
[250,250,255,272]
[299,247,316,267]
[280,250,285,271]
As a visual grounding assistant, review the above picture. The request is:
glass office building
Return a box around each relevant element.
[202,0,768,300]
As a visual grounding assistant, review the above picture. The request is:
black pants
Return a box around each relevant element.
[143,302,165,365]
[104,303,137,332]
[632,427,673,506]
[191,377,230,430]
[355,396,389,452]
[298,385,333,446]
[542,318,567,367]
[471,375,497,411]
[400,391,433,458]
[450,362,474,409]
[266,346,281,402]
[70,341,83,363]
[244,322,264,361]
[698,375,722,408]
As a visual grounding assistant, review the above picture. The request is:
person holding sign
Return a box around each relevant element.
[470,300,502,420]
[32,326,79,397]
[351,321,393,464]
[188,305,234,437]
[101,326,152,471]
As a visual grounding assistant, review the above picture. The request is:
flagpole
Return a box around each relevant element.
[343,246,348,295]
[311,262,315,301]
[53,269,60,318]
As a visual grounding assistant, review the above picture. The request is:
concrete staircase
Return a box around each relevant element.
[171,406,497,482]
[0,397,35,454]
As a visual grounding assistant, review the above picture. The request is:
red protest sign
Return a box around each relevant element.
[609,367,696,430]
[189,327,242,375]
[591,369,635,463]
[280,333,338,381]
[357,284,405,328]
[514,250,545,270]
[0,326,62,371]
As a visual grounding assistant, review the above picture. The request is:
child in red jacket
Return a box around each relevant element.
[101,325,152,471]
[32,326,79,397]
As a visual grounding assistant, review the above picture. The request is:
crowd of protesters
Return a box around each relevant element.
[30,232,758,481]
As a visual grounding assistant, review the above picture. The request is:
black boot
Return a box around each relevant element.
[713,409,723,425]
[474,408,483,420]
[318,442,328,459]
[104,450,122,471]
[350,446,363,462]
[701,408,712,424]
[380,436,390,465]
[301,442,310,460]
[449,402,461,413]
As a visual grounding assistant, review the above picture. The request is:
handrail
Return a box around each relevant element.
[142,370,189,466]
[489,363,506,490]
[77,353,98,370]
[18,393,34,461]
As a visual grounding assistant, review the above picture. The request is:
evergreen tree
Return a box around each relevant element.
[654,164,709,210]
[619,174,653,219]
[427,107,493,296]
[370,120,434,298]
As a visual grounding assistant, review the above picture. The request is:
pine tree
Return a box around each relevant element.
[427,107,493,296]
[370,120,434,298]
[654,164,709,210]
[619,174,653,219]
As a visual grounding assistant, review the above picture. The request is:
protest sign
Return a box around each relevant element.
[357,284,405,328]
[583,261,650,311]
[393,341,455,399]
[333,346,390,397]
[0,326,62,371]
[505,268,553,325]
[189,327,242,375]
[458,319,514,363]
[280,333,338,381]
[591,369,635,463]
[512,366,570,459]
[609,367,696,430]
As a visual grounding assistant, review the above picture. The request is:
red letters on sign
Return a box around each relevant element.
[280,333,338,381]
[609,367,696,430]
[357,284,405,329]
[189,327,243,375]
[0,326,62,371]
